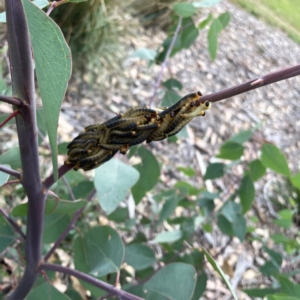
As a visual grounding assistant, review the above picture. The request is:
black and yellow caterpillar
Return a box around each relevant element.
[65,91,211,171]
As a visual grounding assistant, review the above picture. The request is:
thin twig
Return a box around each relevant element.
[0,208,26,239]
[44,189,96,261]
[0,110,19,128]
[46,0,68,16]
[148,16,183,107]
[201,64,300,103]
[61,176,76,201]
[40,263,144,300]
[0,95,23,106]
[0,164,21,180]
[43,163,74,190]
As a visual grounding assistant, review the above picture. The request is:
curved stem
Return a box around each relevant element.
[40,263,144,300]
[0,164,21,180]
[148,16,183,107]
[0,95,23,106]
[0,208,26,239]
[6,0,46,299]
[43,163,74,190]
[201,64,300,103]
[0,110,20,128]
[44,189,96,261]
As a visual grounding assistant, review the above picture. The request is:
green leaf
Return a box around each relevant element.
[229,130,253,144]
[161,90,181,107]
[22,0,72,181]
[12,199,87,217]
[72,180,94,199]
[74,226,124,277]
[198,191,218,214]
[204,163,225,180]
[198,13,213,29]
[0,147,21,170]
[290,172,300,189]
[125,244,156,271]
[143,263,196,300]
[173,3,196,18]
[162,78,183,91]
[150,230,183,244]
[94,159,140,215]
[203,248,238,300]
[27,282,71,300]
[158,193,180,224]
[57,142,69,155]
[132,147,160,204]
[191,272,207,300]
[277,275,300,297]
[132,48,157,60]
[217,12,230,29]
[267,295,300,300]
[218,202,246,241]
[175,181,201,196]
[107,207,128,223]
[274,209,293,229]
[43,214,70,244]
[178,166,196,177]
[261,144,290,176]
[248,159,266,181]
[0,214,14,253]
[193,0,222,7]
[260,261,280,276]
[263,246,282,268]
[181,24,199,49]
[33,0,49,9]
[208,18,221,60]
[0,12,6,23]
[239,175,255,214]
[0,164,10,186]
[243,288,277,298]
[217,141,244,160]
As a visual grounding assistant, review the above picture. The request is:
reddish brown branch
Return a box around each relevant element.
[43,163,73,190]
[0,110,19,128]
[201,64,300,103]
[0,95,23,106]
[40,263,144,300]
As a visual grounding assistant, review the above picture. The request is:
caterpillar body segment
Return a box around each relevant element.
[163,100,193,135]
[66,91,211,171]
[122,106,157,118]
[67,139,87,149]
[84,114,122,132]
[158,91,202,117]
[110,130,137,138]
[146,113,173,142]
[115,122,138,132]
[129,130,153,146]
[165,117,193,137]
[135,122,158,131]
[181,101,211,118]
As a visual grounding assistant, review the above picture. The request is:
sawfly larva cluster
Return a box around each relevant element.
[65,92,211,171]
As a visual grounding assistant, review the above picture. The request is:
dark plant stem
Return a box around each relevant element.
[201,64,300,103]
[0,164,21,180]
[0,110,20,128]
[44,189,96,261]
[40,263,144,300]
[43,163,73,190]
[0,208,26,239]
[148,16,183,107]
[6,1,46,299]
[0,95,23,106]
[46,0,69,16]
